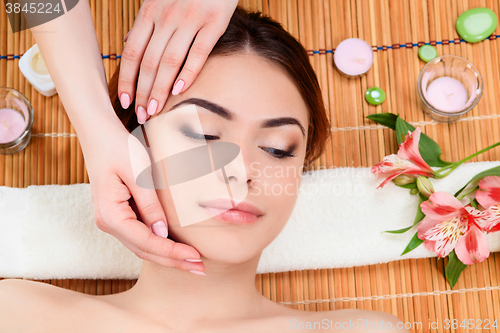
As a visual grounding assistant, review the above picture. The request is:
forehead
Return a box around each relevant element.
[164,53,309,128]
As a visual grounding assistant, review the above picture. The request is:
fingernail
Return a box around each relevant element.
[189,270,206,276]
[123,30,131,42]
[147,99,158,115]
[185,258,202,262]
[172,80,185,95]
[152,221,168,238]
[120,93,130,109]
[137,106,147,124]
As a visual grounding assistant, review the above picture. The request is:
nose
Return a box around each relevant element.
[215,142,249,186]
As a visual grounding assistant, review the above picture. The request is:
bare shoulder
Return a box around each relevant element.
[0,278,92,332]
[0,279,167,333]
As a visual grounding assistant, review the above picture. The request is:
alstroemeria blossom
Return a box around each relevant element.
[476,176,500,232]
[418,192,491,265]
[372,127,434,188]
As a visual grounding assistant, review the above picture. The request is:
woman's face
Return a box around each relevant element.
[147,52,309,263]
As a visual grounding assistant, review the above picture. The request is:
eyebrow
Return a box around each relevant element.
[169,97,306,137]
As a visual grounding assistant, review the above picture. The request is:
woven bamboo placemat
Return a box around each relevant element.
[1,0,500,331]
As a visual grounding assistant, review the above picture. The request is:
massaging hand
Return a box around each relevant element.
[83,123,205,272]
[118,0,239,123]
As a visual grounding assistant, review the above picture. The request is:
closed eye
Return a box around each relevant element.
[181,129,295,160]
[181,129,219,141]
[259,146,295,159]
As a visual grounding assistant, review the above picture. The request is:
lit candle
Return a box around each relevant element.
[425,77,468,112]
[0,108,27,144]
[334,38,374,77]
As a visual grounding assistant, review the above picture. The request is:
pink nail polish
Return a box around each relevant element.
[147,99,158,115]
[120,93,130,109]
[123,30,131,42]
[172,80,185,95]
[185,259,202,262]
[152,221,168,238]
[137,106,147,125]
[189,270,206,276]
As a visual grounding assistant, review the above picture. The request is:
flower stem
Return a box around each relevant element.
[434,141,500,179]
[456,185,479,200]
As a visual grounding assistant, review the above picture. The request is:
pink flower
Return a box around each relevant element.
[476,176,500,233]
[372,127,434,188]
[418,192,491,265]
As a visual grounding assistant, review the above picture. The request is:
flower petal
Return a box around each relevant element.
[479,175,500,190]
[488,222,500,233]
[434,237,458,258]
[397,127,433,174]
[372,154,412,175]
[454,224,490,265]
[420,192,465,221]
[482,204,500,232]
[375,171,405,189]
[476,176,500,209]
[423,240,436,253]
[418,216,439,240]
[464,205,491,232]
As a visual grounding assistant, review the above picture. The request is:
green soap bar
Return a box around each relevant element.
[365,87,386,105]
[456,8,498,43]
[418,45,438,62]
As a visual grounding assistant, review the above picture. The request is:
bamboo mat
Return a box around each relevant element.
[1,0,500,331]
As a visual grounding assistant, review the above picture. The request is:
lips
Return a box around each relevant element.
[199,198,263,224]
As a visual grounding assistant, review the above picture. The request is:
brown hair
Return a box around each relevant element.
[109,6,330,163]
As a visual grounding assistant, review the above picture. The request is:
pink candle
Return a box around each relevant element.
[0,108,27,143]
[425,77,468,112]
[334,38,374,76]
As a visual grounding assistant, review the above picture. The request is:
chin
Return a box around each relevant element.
[170,223,269,264]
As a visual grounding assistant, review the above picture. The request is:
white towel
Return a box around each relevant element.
[1,161,500,280]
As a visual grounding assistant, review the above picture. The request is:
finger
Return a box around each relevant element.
[132,249,205,272]
[103,190,202,261]
[125,169,168,232]
[115,215,202,261]
[148,27,200,115]
[117,17,154,111]
[171,25,225,97]
[134,27,175,118]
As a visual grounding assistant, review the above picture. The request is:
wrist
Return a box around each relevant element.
[76,113,128,153]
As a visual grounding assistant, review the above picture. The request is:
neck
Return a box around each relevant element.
[118,254,267,327]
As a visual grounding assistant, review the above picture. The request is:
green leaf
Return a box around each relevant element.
[414,193,427,224]
[366,113,398,130]
[395,117,414,145]
[470,198,479,209]
[401,231,424,255]
[454,165,500,197]
[394,182,418,189]
[445,250,468,289]
[383,226,414,234]
[395,117,452,168]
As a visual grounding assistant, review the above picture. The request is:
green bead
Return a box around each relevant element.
[365,87,386,105]
[456,8,498,43]
[418,45,438,62]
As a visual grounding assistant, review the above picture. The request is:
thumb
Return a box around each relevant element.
[127,177,169,238]
[126,129,168,238]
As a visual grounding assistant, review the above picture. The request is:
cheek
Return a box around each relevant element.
[251,162,302,216]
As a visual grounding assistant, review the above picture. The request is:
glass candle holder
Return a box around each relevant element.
[417,55,482,123]
[0,87,34,155]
